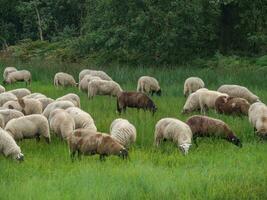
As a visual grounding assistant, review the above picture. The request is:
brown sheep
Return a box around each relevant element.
[186,115,242,147]
[68,129,128,161]
[215,96,250,116]
[117,92,157,114]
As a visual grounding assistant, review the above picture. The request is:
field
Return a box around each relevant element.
[0,57,267,200]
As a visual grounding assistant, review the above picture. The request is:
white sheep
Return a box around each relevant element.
[79,69,112,82]
[56,93,80,108]
[0,128,24,161]
[5,114,51,143]
[2,100,22,111]
[182,88,208,113]
[9,88,31,99]
[183,77,205,97]
[37,97,54,111]
[49,109,75,140]
[0,85,5,93]
[110,118,136,148]
[65,107,97,131]
[42,100,75,118]
[0,92,17,106]
[79,75,101,92]
[154,118,192,155]
[137,76,161,96]
[0,109,24,128]
[17,98,43,115]
[24,93,47,99]
[4,70,31,85]
[248,102,267,139]
[3,67,17,80]
[217,84,259,104]
[88,79,122,99]
[54,72,77,87]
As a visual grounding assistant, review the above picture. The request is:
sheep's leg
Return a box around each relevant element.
[36,134,40,142]
[193,136,198,148]
[123,106,127,113]
[77,150,82,161]
[99,154,106,161]
[70,151,76,162]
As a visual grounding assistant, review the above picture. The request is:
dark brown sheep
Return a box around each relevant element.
[68,129,128,161]
[117,92,157,114]
[186,115,242,147]
[215,96,250,116]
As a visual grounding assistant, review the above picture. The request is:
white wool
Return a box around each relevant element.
[3,67,17,79]
[19,98,43,115]
[9,88,31,99]
[183,77,205,97]
[0,85,5,93]
[79,69,112,82]
[0,109,24,128]
[79,75,101,92]
[88,79,122,98]
[24,93,47,99]
[5,70,31,85]
[42,100,75,118]
[137,76,161,94]
[0,92,17,106]
[54,72,77,87]
[37,97,54,111]
[248,102,267,136]
[56,93,80,108]
[2,100,22,111]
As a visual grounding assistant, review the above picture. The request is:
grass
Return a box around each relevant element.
[0,56,267,199]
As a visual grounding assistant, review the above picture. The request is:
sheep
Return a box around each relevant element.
[17,98,42,115]
[54,72,77,87]
[88,79,122,99]
[110,118,136,148]
[9,88,31,99]
[79,69,112,82]
[37,97,54,111]
[0,85,5,93]
[154,118,192,155]
[56,93,80,108]
[68,130,128,161]
[215,96,250,116]
[79,75,101,92]
[5,114,51,143]
[186,115,242,147]
[24,93,47,99]
[3,70,31,85]
[49,109,75,140]
[183,77,205,97]
[2,100,22,111]
[42,100,75,118]
[248,102,267,139]
[217,84,259,104]
[65,107,97,131]
[117,91,157,114]
[0,92,17,106]
[0,109,24,128]
[137,76,161,96]
[0,128,24,161]
[3,67,17,80]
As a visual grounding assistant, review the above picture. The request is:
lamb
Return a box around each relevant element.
[0,85,5,93]
[54,72,77,87]
[137,76,161,96]
[68,130,128,161]
[17,98,42,115]
[65,107,97,131]
[49,109,75,140]
[0,128,24,161]
[24,93,47,99]
[3,67,17,80]
[183,77,205,97]
[79,75,101,92]
[3,70,31,85]
[117,91,157,114]
[42,100,75,118]
[37,97,54,111]
[0,109,24,128]
[88,79,122,99]
[56,93,80,108]
[110,118,136,148]
[5,114,51,143]
[186,115,242,147]
[217,84,259,104]
[248,102,267,139]
[154,118,192,155]
[9,88,31,99]
[79,69,112,82]
[0,92,17,106]
[215,96,250,116]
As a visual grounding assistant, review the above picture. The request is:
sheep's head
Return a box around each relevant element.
[179,143,191,155]
[14,153,24,162]
[118,148,128,159]
[227,135,242,147]
[156,89,162,96]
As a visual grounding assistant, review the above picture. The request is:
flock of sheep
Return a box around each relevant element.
[0,66,266,162]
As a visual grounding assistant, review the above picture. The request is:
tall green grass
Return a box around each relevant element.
[0,57,267,199]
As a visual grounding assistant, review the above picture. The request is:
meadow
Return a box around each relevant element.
[0,57,267,199]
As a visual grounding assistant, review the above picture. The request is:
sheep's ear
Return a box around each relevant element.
[8,105,14,109]
[18,99,25,108]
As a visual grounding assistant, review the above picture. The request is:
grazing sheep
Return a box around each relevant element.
[79,69,112,82]
[3,70,31,85]
[79,75,101,92]
[2,100,22,111]
[110,118,136,148]
[5,114,51,143]
[154,118,192,155]
[49,109,75,140]
[3,67,17,80]
[37,97,54,111]
[88,80,122,99]
[0,109,24,128]
[0,128,24,161]
[186,115,242,147]
[56,93,80,108]
[42,100,75,118]
[248,102,267,139]
[68,130,128,161]
[65,107,97,131]
[54,72,77,87]
[17,98,42,115]
[183,77,205,97]
[137,76,161,96]
[0,85,5,93]
[9,88,31,99]
[0,92,17,106]
[217,84,259,104]
[24,93,47,99]
[215,96,250,116]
